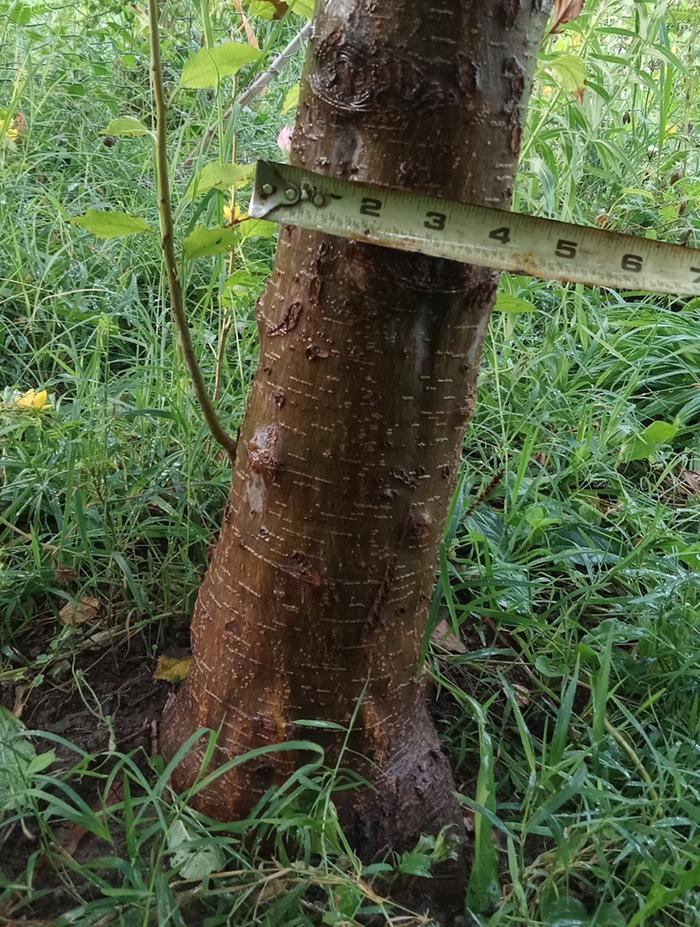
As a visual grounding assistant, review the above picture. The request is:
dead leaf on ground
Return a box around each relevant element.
[59,596,100,626]
[53,565,78,586]
[154,654,192,683]
[550,0,586,34]
[678,469,700,498]
[462,808,475,833]
[431,620,467,654]
[513,683,531,708]
[12,686,28,719]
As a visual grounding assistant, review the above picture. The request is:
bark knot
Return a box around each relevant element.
[248,424,281,478]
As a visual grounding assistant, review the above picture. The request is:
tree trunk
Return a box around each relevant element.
[162,0,549,917]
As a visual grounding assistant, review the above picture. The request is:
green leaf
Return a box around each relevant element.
[180,42,260,89]
[290,0,315,16]
[237,218,277,241]
[102,116,150,137]
[0,707,36,813]
[184,162,254,200]
[168,819,225,880]
[465,700,500,913]
[545,53,587,92]
[71,210,153,239]
[283,82,301,114]
[183,225,240,259]
[27,750,56,776]
[184,219,276,259]
[541,896,590,927]
[222,269,266,305]
[245,1,275,19]
[596,903,625,927]
[494,294,537,314]
[397,848,433,878]
[397,833,455,878]
[543,897,590,927]
[620,420,678,462]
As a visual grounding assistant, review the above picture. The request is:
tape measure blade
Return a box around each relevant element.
[251,162,700,297]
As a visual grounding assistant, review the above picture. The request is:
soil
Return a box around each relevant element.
[0,617,186,922]
[0,612,552,924]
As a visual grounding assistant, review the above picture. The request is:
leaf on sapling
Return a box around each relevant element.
[283,83,300,113]
[183,162,254,200]
[290,0,315,17]
[184,217,276,259]
[102,116,151,138]
[245,0,287,18]
[71,210,153,239]
[180,42,260,89]
[545,53,587,93]
[237,219,277,241]
[183,226,238,259]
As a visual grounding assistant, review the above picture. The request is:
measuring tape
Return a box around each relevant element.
[250,160,700,297]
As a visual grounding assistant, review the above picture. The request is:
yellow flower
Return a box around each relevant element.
[0,117,19,141]
[541,85,554,100]
[223,202,247,225]
[15,388,49,411]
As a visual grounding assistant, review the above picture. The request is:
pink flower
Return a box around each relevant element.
[277,125,294,154]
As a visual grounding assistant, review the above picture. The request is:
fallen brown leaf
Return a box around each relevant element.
[513,683,531,708]
[679,470,700,496]
[59,596,100,626]
[431,619,467,654]
[154,654,192,683]
[550,0,586,34]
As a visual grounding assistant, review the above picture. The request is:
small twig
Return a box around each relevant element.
[213,314,232,401]
[182,22,311,171]
[233,0,259,48]
[148,0,238,464]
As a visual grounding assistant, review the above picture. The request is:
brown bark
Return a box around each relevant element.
[162,0,549,919]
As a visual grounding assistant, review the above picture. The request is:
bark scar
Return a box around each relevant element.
[267,300,303,337]
[364,553,398,635]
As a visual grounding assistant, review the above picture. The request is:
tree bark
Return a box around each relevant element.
[162,0,549,918]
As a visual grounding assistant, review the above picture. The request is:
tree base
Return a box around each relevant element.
[161,684,467,924]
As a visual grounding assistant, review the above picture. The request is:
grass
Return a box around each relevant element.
[1,0,700,924]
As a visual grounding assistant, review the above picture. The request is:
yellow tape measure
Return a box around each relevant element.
[250,160,700,296]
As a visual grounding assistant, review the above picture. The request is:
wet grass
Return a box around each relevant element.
[1,0,699,924]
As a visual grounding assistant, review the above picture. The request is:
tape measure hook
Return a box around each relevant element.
[250,160,300,217]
